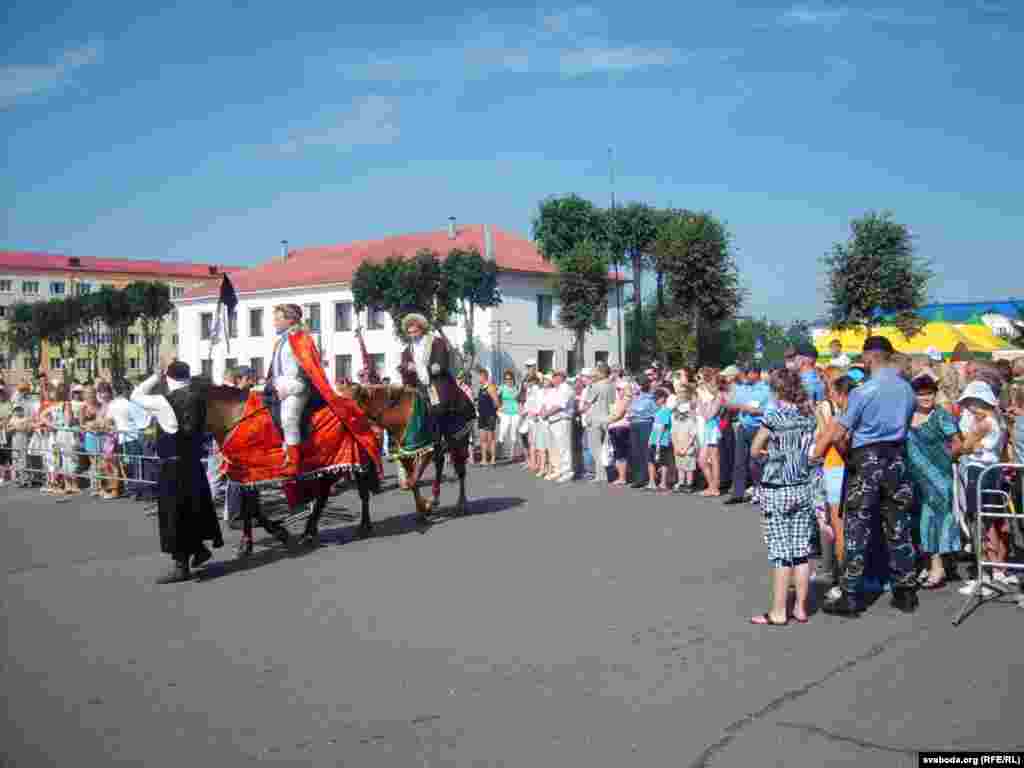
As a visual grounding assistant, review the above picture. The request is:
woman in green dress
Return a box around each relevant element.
[906,374,962,588]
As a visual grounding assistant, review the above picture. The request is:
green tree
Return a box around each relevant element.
[125,281,173,373]
[822,211,931,338]
[608,202,659,360]
[352,249,458,339]
[93,286,135,381]
[34,297,83,375]
[555,240,610,367]
[442,247,502,370]
[79,292,108,380]
[532,194,606,262]
[1,302,42,377]
[653,211,744,365]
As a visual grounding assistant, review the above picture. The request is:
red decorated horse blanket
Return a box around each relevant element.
[221,391,380,487]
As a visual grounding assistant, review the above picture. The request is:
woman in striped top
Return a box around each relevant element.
[749,368,818,627]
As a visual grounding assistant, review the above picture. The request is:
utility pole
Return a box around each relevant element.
[609,145,624,368]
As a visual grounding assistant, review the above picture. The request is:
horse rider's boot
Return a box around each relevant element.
[156,558,191,584]
[281,444,301,479]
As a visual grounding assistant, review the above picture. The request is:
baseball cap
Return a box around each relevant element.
[926,346,943,363]
[958,380,998,408]
[722,365,740,378]
[524,359,537,367]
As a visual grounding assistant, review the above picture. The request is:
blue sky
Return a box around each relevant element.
[2,1,1021,322]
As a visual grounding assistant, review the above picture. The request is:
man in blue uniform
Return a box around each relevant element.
[723,366,774,505]
[812,336,917,616]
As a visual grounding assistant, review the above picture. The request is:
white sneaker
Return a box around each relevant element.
[993,571,1020,586]
[826,586,842,601]
[958,580,995,598]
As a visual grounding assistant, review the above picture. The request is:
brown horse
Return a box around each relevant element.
[341,383,470,518]
[203,384,377,549]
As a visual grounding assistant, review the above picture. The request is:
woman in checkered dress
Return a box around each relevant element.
[749,368,818,627]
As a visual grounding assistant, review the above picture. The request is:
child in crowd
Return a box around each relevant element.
[672,385,698,493]
[647,388,674,492]
[8,405,32,488]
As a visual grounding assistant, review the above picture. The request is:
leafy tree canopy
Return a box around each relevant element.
[532,194,605,263]
[822,210,931,338]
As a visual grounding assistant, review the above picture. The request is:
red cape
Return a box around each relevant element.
[287,330,381,470]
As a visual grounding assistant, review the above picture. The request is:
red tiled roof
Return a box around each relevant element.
[0,250,241,279]
[180,224,603,301]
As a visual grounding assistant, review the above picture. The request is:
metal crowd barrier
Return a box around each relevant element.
[952,462,1024,626]
[2,425,160,488]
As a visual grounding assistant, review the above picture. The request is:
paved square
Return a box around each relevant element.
[3,465,1021,766]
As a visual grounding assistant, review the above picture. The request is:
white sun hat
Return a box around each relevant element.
[958,380,998,408]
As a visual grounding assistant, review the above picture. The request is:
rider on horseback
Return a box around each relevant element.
[266,303,327,478]
[397,313,472,460]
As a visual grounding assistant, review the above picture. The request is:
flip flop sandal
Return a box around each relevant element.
[750,613,789,627]
[922,578,947,589]
[792,615,809,624]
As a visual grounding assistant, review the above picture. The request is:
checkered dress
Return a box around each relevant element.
[760,483,817,568]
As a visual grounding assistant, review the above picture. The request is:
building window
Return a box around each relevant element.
[50,357,64,370]
[367,306,386,330]
[50,281,66,296]
[128,358,138,370]
[537,349,554,373]
[0,279,12,292]
[224,358,238,373]
[594,350,609,365]
[566,350,578,377]
[200,312,213,340]
[171,286,185,298]
[76,282,93,295]
[335,354,352,381]
[228,309,238,338]
[128,333,139,345]
[304,303,321,333]
[536,295,554,328]
[250,356,265,379]
[171,334,179,346]
[334,302,353,332]
[76,358,90,370]
[0,306,6,318]
[249,308,263,337]
[0,355,7,369]
[22,281,40,295]
[201,359,213,378]
[171,309,178,324]
[101,358,112,370]
[370,353,385,377]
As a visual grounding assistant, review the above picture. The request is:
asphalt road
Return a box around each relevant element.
[3,465,1022,767]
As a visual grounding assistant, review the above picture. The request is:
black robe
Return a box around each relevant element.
[156,385,223,559]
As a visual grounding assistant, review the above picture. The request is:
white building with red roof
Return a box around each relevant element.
[176,221,623,383]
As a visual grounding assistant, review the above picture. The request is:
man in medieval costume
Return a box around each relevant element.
[397,313,473,464]
[132,360,223,584]
[263,303,382,516]
[264,304,327,478]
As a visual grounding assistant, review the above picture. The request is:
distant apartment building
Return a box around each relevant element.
[0,251,235,377]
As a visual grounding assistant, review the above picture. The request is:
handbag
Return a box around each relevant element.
[601,437,614,467]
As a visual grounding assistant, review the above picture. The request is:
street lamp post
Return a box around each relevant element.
[488,319,512,381]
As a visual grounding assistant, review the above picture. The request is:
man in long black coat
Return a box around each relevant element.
[132,360,223,583]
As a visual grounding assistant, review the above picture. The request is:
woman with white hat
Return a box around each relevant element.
[956,380,1011,594]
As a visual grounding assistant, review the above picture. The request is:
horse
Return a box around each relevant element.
[340,383,471,519]
[203,384,378,551]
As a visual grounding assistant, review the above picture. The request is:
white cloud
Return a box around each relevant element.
[778,4,936,28]
[280,96,400,154]
[779,5,850,27]
[0,42,102,109]
[559,46,680,77]
[343,7,679,83]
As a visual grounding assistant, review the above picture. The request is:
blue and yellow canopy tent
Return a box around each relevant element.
[815,322,1014,360]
